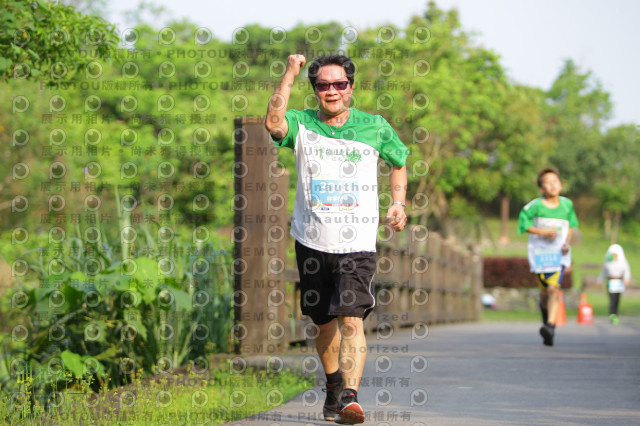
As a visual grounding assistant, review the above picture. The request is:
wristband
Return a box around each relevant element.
[392,201,406,207]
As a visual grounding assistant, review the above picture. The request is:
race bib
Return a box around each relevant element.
[608,279,625,293]
[529,217,570,273]
[311,179,359,213]
[533,249,562,273]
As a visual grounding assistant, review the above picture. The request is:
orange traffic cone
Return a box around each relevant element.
[577,293,594,325]
[556,291,566,326]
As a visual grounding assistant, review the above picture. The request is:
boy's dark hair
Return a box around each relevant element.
[537,167,561,187]
[308,55,355,88]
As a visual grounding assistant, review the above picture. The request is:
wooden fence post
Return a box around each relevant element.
[425,231,441,323]
[233,118,288,356]
[471,251,484,321]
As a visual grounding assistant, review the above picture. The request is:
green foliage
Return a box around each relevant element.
[1,1,637,420]
[337,2,554,234]
[0,0,120,84]
[1,0,637,239]
[0,216,234,414]
[0,364,313,424]
[592,125,640,213]
[545,59,612,195]
[543,59,638,236]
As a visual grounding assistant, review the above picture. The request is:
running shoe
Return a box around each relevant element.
[539,324,554,346]
[322,381,343,421]
[334,390,365,424]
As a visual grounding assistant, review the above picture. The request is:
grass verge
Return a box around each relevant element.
[0,365,314,425]
[482,289,640,322]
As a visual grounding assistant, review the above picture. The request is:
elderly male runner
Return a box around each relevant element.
[265,54,409,424]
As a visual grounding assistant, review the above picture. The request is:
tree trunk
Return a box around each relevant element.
[611,210,621,244]
[499,195,510,245]
[603,210,611,238]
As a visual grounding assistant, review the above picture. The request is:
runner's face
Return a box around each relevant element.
[314,65,352,118]
[539,173,562,197]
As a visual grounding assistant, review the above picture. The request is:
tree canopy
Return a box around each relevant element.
[0,0,119,83]
[1,0,638,243]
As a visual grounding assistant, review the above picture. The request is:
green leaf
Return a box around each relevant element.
[127,317,147,341]
[82,356,105,376]
[34,286,67,316]
[61,283,84,307]
[134,257,160,303]
[97,272,130,294]
[85,320,107,343]
[68,271,92,291]
[93,345,118,362]
[35,0,50,11]
[61,350,84,378]
[34,287,57,301]
[168,288,192,311]
[0,57,12,71]
[25,48,40,60]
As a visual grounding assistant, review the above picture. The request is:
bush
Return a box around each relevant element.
[483,257,572,289]
[0,228,234,419]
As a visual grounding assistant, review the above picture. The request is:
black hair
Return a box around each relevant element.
[308,55,355,89]
[537,167,561,187]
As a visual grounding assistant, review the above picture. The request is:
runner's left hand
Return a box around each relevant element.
[386,204,407,232]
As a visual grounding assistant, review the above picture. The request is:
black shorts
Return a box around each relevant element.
[295,240,376,325]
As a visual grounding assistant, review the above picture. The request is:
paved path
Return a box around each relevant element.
[224,317,640,426]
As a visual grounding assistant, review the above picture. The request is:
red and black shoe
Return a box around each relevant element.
[322,380,343,421]
[334,390,365,424]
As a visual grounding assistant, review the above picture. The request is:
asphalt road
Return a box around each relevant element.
[224,316,640,426]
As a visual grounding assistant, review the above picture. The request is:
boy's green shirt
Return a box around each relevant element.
[518,197,579,234]
[518,196,579,273]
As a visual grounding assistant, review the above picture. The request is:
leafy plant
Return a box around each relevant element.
[0,0,120,83]
[0,198,234,420]
[0,363,314,425]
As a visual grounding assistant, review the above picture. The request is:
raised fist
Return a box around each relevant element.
[286,54,306,77]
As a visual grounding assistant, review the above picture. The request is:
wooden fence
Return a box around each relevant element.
[233,118,482,355]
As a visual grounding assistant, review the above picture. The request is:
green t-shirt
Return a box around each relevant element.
[272,108,409,253]
[518,197,579,234]
[275,108,409,167]
[518,196,579,272]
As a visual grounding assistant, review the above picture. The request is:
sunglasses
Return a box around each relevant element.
[314,80,350,92]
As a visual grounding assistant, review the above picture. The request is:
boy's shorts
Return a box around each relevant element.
[537,267,565,289]
[295,240,376,325]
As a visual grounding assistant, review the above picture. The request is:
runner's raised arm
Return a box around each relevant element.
[265,54,306,139]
